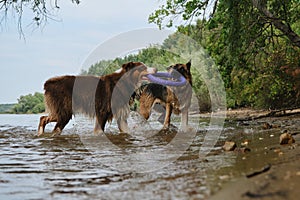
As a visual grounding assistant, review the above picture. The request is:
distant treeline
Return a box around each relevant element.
[10,92,45,114]
[0,104,15,114]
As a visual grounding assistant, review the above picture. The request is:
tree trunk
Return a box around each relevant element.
[251,0,300,48]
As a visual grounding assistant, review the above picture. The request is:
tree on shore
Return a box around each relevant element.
[149,0,300,109]
[149,0,300,48]
[13,92,45,114]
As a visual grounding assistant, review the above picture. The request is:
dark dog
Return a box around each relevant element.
[38,62,156,136]
[133,61,192,130]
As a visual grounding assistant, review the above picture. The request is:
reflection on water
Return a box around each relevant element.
[0,113,236,199]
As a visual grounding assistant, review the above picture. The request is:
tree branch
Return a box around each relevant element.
[251,0,300,48]
[0,0,80,37]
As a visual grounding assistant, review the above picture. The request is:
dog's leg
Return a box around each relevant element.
[38,116,48,136]
[117,118,129,133]
[153,104,166,124]
[180,109,189,131]
[94,115,108,135]
[38,115,57,136]
[158,112,166,124]
[52,127,62,136]
[94,120,104,135]
[139,95,155,120]
[52,116,71,136]
[163,103,172,129]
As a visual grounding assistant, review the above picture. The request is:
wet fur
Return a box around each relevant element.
[38,62,155,136]
[133,61,192,129]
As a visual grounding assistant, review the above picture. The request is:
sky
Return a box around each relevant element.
[0,0,173,104]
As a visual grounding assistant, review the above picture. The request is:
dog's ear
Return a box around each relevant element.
[186,60,191,70]
[122,62,135,72]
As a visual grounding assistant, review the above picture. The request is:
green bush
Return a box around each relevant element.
[12,92,45,114]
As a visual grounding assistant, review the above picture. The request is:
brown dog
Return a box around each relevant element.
[38,62,156,136]
[133,61,192,130]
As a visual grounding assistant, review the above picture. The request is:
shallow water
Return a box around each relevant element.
[0,113,296,199]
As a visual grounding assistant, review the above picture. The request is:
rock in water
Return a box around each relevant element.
[279,132,295,145]
[222,141,237,151]
[262,122,272,129]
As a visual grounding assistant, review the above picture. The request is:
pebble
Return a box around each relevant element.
[279,132,295,145]
[262,122,272,129]
[222,141,236,151]
[241,139,250,147]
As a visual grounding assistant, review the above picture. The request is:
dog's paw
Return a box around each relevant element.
[51,128,62,137]
[51,132,61,137]
[37,131,44,137]
[179,125,195,133]
[93,129,104,136]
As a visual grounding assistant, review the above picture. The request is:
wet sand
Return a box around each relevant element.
[209,110,300,200]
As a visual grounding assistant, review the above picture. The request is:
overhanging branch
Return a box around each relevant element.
[251,0,300,48]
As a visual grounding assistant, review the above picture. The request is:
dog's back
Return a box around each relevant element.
[44,75,104,119]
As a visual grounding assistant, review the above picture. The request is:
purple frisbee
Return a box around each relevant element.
[146,72,187,86]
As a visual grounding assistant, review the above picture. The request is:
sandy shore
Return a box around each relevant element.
[210,143,299,199]
[209,109,300,200]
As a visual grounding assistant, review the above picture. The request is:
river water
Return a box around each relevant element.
[0,112,290,199]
